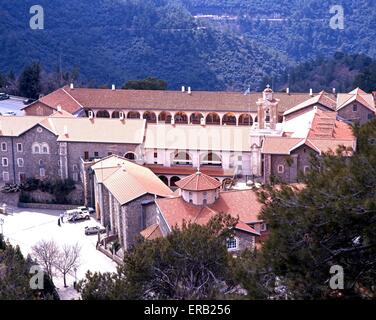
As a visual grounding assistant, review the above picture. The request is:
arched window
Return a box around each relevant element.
[158,112,172,124]
[127,111,141,119]
[206,113,220,125]
[265,109,270,123]
[32,143,41,154]
[124,152,137,161]
[239,114,253,126]
[41,143,49,154]
[159,176,169,186]
[201,152,222,166]
[190,113,204,124]
[222,113,237,126]
[143,111,157,123]
[174,112,188,124]
[96,110,110,118]
[112,111,120,118]
[173,151,192,165]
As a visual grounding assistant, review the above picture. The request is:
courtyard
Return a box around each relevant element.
[0,206,117,300]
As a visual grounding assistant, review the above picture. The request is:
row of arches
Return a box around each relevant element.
[172,151,222,167]
[92,110,258,126]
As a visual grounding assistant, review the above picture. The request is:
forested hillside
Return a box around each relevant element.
[0,0,375,91]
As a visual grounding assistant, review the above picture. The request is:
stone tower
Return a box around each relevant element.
[256,85,279,130]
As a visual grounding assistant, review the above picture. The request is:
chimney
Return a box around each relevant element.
[112,84,116,91]
[286,87,290,95]
[63,125,68,136]
[188,87,192,94]
[309,88,313,97]
[57,105,62,112]
[181,86,185,93]
[70,83,74,90]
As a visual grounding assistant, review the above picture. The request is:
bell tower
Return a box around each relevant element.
[256,85,279,130]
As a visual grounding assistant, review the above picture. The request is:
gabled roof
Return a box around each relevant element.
[175,171,222,191]
[92,155,173,205]
[283,91,336,116]
[156,188,262,236]
[337,88,375,112]
[0,116,46,137]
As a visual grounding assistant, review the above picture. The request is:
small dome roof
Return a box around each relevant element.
[175,171,222,191]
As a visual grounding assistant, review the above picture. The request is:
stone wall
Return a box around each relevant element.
[338,102,374,126]
[0,192,19,206]
[18,202,77,210]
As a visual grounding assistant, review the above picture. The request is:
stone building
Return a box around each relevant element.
[90,155,173,250]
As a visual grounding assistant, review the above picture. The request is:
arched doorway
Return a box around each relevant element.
[112,111,120,118]
[143,111,157,123]
[159,175,169,186]
[201,152,222,166]
[222,113,237,125]
[190,113,204,124]
[170,176,181,188]
[97,110,110,118]
[206,113,220,125]
[127,111,141,119]
[158,111,172,124]
[239,114,253,126]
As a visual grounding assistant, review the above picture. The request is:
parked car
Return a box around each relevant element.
[0,93,10,100]
[76,206,95,214]
[65,209,90,222]
[85,226,106,235]
[23,98,36,105]
[2,111,17,116]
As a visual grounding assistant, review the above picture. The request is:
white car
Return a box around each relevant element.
[76,206,95,214]
[65,209,90,222]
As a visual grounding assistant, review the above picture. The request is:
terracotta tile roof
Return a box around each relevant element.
[92,155,174,205]
[175,171,222,191]
[263,109,356,155]
[24,86,320,114]
[140,223,163,240]
[337,88,375,112]
[156,189,262,235]
[144,124,251,152]
[283,91,336,116]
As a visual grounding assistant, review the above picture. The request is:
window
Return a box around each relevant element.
[368,113,374,120]
[19,173,26,182]
[154,150,158,158]
[260,223,267,232]
[304,166,310,174]
[41,143,49,154]
[226,237,238,251]
[39,160,43,166]
[189,192,193,203]
[353,104,358,112]
[84,151,89,160]
[17,158,24,167]
[73,172,79,182]
[2,157,8,167]
[1,142,7,152]
[108,152,113,156]
[39,168,46,177]
[32,143,40,154]
[2,172,9,182]
[17,143,23,152]
[94,152,99,157]
[277,164,284,174]
[73,164,78,171]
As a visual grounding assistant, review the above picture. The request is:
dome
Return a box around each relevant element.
[175,171,222,191]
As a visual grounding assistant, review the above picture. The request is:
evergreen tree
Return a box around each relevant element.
[123,77,167,90]
[18,62,42,99]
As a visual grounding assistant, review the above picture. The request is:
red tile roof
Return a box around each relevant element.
[140,223,163,240]
[23,86,321,114]
[145,164,235,177]
[156,189,262,235]
[175,171,222,191]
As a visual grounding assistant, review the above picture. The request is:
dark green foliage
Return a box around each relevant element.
[79,213,243,300]
[123,77,167,90]
[3,0,374,91]
[18,62,42,99]
[0,235,58,300]
[255,121,376,299]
